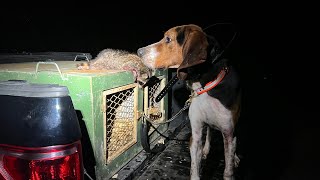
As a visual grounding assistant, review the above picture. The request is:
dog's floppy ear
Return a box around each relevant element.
[177,26,208,80]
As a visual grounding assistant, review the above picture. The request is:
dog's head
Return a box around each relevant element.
[137,24,209,80]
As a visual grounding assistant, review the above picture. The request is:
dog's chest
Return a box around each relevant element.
[189,82,232,129]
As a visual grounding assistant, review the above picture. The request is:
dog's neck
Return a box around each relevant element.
[185,58,229,87]
[185,58,241,109]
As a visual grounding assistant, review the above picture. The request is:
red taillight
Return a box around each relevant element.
[0,141,83,180]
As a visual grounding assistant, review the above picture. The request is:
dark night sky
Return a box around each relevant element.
[0,5,265,55]
[1,5,317,180]
[0,6,269,80]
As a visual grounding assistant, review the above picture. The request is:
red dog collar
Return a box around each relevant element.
[196,67,228,95]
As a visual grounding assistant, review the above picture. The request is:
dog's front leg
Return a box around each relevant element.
[202,126,211,159]
[222,130,236,180]
[189,123,203,180]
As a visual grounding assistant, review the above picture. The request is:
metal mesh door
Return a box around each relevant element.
[102,84,138,163]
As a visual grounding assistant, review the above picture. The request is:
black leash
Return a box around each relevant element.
[141,82,191,154]
[140,117,166,154]
[155,74,179,103]
[140,117,189,154]
[142,76,162,88]
[140,74,180,154]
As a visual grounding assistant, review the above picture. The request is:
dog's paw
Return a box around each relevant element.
[202,153,208,160]
[202,148,210,159]
[234,154,240,168]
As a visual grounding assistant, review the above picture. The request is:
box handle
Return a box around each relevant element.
[35,62,67,80]
[74,54,90,62]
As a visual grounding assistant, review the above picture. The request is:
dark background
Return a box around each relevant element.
[0,5,317,180]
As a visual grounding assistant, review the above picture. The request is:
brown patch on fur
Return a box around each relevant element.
[149,25,187,69]
[177,25,208,80]
[153,41,183,69]
[152,24,207,71]
[138,24,207,79]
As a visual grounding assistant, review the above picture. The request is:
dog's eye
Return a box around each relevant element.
[165,36,172,43]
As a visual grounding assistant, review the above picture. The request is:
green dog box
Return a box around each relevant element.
[0,60,168,179]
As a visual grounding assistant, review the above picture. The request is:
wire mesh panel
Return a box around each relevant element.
[144,76,166,126]
[102,84,138,164]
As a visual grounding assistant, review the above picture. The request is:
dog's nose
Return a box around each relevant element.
[137,48,144,57]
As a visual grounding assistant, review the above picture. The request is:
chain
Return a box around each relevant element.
[143,94,195,126]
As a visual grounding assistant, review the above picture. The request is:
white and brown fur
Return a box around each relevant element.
[77,48,153,87]
[137,24,241,180]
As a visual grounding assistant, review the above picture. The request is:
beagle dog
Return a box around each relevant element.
[137,24,241,180]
